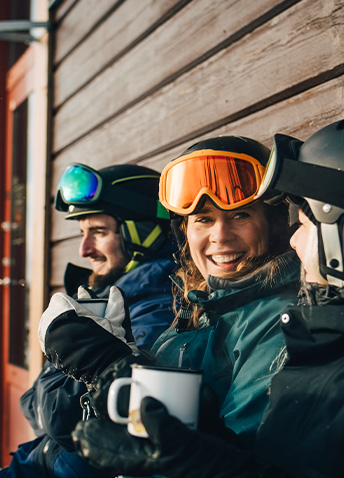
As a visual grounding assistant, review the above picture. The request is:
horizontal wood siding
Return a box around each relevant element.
[48,0,344,292]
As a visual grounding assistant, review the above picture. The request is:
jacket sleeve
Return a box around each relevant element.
[255,307,344,477]
[117,257,175,351]
[20,361,87,450]
[128,290,174,350]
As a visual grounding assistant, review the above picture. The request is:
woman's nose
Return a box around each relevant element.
[210,219,235,243]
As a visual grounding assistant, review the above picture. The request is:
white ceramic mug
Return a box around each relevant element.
[76,298,108,317]
[107,364,203,438]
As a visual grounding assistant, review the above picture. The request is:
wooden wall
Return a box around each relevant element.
[48,0,344,291]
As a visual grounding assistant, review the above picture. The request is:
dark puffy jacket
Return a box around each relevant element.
[15,245,175,478]
[255,302,344,478]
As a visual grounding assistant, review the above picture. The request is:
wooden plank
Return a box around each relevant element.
[54,0,121,64]
[51,203,82,242]
[49,76,344,282]
[52,0,77,22]
[53,0,291,150]
[52,0,344,163]
[50,236,90,286]
[141,76,344,169]
[54,0,183,106]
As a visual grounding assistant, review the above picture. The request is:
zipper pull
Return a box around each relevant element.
[178,343,188,367]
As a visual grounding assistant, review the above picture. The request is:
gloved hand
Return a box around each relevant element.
[140,397,256,478]
[72,396,257,478]
[38,286,139,386]
[95,286,139,354]
[198,383,241,444]
[72,417,159,476]
[90,353,154,418]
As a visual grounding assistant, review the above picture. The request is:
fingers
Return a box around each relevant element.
[104,286,126,325]
[77,285,94,299]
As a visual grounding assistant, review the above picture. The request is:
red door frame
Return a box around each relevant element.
[0,30,9,467]
[1,47,35,467]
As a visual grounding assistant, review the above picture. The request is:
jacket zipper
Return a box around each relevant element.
[178,343,188,367]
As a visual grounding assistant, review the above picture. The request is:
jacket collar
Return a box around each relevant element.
[188,251,300,314]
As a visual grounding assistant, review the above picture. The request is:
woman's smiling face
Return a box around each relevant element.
[186,200,269,280]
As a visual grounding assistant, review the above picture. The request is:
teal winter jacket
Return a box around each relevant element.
[152,251,300,448]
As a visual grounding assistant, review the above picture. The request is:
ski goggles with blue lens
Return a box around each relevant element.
[55,162,170,220]
[55,163,104,211]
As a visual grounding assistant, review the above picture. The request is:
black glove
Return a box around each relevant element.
[90,353,154,418]
[72,417,159,476]
[38,286,137,386]
[141,397,257,478]
[198,383,242,445]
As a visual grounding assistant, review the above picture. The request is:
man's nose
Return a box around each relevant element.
[79,235,96,257]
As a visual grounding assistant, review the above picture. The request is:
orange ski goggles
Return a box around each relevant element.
[159,149,266,215]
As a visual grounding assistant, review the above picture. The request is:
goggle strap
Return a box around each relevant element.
[274,159,344,208]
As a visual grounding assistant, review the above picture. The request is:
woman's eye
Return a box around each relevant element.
[194,216,211,223]
[232,212,249,220]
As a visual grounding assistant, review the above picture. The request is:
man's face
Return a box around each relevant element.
[78,214,128,278]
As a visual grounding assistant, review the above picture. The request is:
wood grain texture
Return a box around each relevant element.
[53,0,294,151]
[54,0,122,64]
[54,0,183,106]
[52,0,343,157]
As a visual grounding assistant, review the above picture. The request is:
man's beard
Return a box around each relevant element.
[88,265,126,291]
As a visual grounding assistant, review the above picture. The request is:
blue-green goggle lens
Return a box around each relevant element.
[58,165,100,203]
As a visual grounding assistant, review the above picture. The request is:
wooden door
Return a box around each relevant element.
[1,47,35,467]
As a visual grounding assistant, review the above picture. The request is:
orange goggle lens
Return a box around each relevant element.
[159,151,265,215]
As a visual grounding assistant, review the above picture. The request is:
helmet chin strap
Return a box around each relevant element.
[121,221,167,273]
[319,222,344,287]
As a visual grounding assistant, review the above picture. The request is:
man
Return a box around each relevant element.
[5,163,175,478]
[57,163,176,349]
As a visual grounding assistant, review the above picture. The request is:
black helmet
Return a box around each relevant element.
[159,135,270,249]
[182,135,270,159]
[258,120,344,286]
[55,163,170,272]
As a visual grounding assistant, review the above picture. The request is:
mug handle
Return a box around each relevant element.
[107,377,133,424]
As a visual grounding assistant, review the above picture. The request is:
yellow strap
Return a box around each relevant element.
[125,221,140,244]
[142,224,162,247]
[123,222,162,273]
[125,221,162,247]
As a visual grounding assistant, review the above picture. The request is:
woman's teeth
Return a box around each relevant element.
[212,254,243,264]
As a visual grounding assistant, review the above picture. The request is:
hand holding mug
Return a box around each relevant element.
[107,364,202,438]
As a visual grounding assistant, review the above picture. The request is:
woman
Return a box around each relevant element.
[39,136,300,478]
[255,120,344,478]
